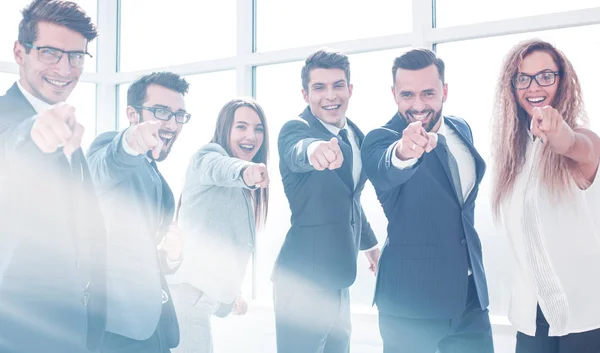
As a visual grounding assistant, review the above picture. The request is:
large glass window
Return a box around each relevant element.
[436,0,598,28]
[254,60,304,304]
[0,0,98,72]
[346,48,410,309]
[256,0,412,52]
[437,24,600,316]
[119,0,236,72]
[0,73,18,94]
[254,48,409,308]
[69,82,97,151]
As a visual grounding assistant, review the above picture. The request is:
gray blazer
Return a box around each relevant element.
[87,130,178,342]
[172,143,256,304]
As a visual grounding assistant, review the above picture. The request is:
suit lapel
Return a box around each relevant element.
[5,83,36,120]
[5,83,72,169]
[151,162,175,242]
[72,149,108,348]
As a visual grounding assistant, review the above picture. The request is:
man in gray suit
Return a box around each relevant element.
[87,72,190,353]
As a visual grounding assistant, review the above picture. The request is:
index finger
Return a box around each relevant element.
[256,163,268,173]
[407,121,423,132]
[51,103,76,122]
[46,111,74,144]
[144,120,163,134]
[532,107,543,120]
[151,138,164,159]
[63,123,84,157]
[327,139,342,154]
[407,133,429,148]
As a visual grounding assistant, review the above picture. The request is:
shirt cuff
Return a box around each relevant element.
[391,141,418,169]
[122,128,141,156]
[306,141,326,167]
[240,164,258,190]
[363,244,379,252]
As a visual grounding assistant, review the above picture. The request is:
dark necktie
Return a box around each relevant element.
[150,161,165,228]
[338,128,356,189]
[438,134,464,204]
[338,128,351,147]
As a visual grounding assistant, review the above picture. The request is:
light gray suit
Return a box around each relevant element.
[87,130,179,349]
[170,143,258,353]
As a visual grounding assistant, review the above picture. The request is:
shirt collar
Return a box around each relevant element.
[16,80,51,114]
[437,116,447,137]
[314,114,347,136]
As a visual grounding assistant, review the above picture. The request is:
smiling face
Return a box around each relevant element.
[127,84,186,162]
[392,64,447,132]
[515,50,560,118]
[302,68,353,128]
[14,21,88,104]
[229,106,265,162]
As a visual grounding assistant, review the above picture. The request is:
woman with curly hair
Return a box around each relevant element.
[491,39,600,352]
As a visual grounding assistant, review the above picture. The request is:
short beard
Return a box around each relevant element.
[399,108,443,132]
[146,145,171,162]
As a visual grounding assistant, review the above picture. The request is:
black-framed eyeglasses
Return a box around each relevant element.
[134,106,191,124]
[23,43,91,69]
[512,71,560,90]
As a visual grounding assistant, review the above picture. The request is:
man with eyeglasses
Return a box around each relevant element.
[87,72,190,353]
[0,1,107,352]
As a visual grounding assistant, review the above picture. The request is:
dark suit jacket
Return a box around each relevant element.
[361,114,489,319]
[273,107,378,290]
[87,130,179,347]
[0,83,107,352]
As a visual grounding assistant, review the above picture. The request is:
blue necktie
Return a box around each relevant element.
[338,128,351,147]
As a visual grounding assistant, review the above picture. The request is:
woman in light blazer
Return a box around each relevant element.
[170,97,269,353]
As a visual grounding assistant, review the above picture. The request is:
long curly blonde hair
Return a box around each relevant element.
[491,39,587,220]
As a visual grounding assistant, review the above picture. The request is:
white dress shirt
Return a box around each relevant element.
[17,80,50,113]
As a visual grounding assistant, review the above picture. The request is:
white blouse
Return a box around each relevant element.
[501,137,600,337]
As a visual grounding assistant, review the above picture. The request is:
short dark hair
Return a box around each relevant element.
[301,48,351,92]
[392,49,445,84]
[18,0,98,52]
[127,72,190,108]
